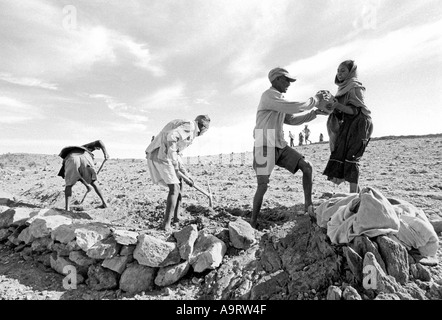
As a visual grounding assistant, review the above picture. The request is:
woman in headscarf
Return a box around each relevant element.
[323,60,373,193]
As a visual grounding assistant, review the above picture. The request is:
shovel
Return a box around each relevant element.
[80,159,107,204]
[177,172,213,207]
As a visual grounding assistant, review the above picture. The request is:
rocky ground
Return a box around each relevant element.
[1,134,442,302]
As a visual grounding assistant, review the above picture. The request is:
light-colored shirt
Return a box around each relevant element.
[253,87,319,148]
[146,119,200,168]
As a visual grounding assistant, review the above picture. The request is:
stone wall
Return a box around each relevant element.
[2,190,442,300]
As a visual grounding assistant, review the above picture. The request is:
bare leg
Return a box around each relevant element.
[251,176,269,228]
[91,181,107,208]
[64,186,73,211]
[79,178,93,200]
[173,180,183,223]
[163,184,180,231]
[297,158,314,212]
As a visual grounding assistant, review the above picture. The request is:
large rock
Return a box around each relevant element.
[86,265,119,291]
[0,208,38,228]
[86,237,120,260]
[375,235,409,284]
[17,227,35,244]
[190,231,227,273]
[74,223,112,251]
[28,215,73,239]
[342,286,362,300]
[102,255,133,274]
[363,252,401,294]
[173,224,198,260]
[204,246,259,300]
[228,218,256,250]
[350,235,387,274]
[260,219,342,297]
[51,224,80,244]
[343,246,363,284]
[326,286,342,300]
[134,234,181,268]
[119,262,156,294]
[155,261,190,287]
[112,229,139,246]
[410,263,432,282]
[69,251,96,267]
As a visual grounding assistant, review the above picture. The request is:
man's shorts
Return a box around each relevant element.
[253,146,304,184]
[146,149,180,187]
[64,152,96,187]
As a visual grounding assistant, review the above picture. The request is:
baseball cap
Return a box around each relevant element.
[268,67,297,82]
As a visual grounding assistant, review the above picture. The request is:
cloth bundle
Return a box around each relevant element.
[316,187,439,257]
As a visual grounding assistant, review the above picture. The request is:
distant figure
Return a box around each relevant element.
[151,135,155,142]
[319,133,324,142]
[323,59,373,193]
[303,125,311,144]
[289,131,295,147]
[299,132,304,146]
[58,140,109,211]
[145,115,210,231]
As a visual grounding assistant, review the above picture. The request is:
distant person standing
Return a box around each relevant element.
[145,115,210,231]
[151,136,155,142]
[319,133,324,142]
[298,131,304,146]
[303,125,311,144]
[289,131,295,147]
[323,60,373,193]
[58,140,109,211]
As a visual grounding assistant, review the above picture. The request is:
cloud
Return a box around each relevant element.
[0,73,58,90]
[283,19,442,96]
[90,94,149,123]
[139,83,191,110]
[0,96,45,123]
[57,25,165,76]
[0,2,164,77]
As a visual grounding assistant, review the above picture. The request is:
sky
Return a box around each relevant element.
[0,0,441,159]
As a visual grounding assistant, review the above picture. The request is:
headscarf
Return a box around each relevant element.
[335,60,364,97]
[334,60,370,115]
[195,114,211,127]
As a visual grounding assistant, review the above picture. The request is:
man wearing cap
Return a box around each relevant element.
[146,115,210,231]
[251,67,332,228]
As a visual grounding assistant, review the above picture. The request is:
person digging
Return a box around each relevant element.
[58,140,109,211]
[145,115,210,231]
